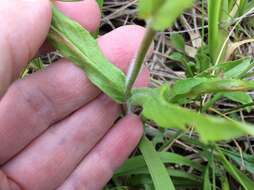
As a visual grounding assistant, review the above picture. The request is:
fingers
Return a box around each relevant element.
[55,0,100,32]
[98,25,147,71]
[0,0,51,96]
[0,0,102,93]
[0,25,147,164]
[39,0,101,53]
[98,25,150,87]
[3,95,120,190]
[57,115,143,190]
[0,62,99,164]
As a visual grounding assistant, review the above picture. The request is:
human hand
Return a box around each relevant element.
[0,1,150,189]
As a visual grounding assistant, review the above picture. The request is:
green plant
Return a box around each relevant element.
[45,0,254,189]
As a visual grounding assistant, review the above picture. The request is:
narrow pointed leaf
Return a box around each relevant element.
[116,152,203,177]
[203,166,211,190]
[218,149,254,190]
[139,136,175,190]
[48,6,126,103]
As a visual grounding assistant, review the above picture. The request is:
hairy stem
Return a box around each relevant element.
[125,26,156,99]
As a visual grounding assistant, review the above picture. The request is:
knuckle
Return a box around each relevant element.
[9,80,56,126]
[0,170,22,190]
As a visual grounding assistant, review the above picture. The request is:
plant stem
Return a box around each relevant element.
[125,26,156,99]
[208,0,222,63]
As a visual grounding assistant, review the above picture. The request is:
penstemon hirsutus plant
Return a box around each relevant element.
[48,0,254,189]
[48,0,254,142]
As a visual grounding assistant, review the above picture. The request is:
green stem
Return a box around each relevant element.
[125,26,156,99]
[208,0,222,63]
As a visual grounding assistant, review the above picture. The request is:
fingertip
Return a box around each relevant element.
[97,25,151,87]
[98,25,147,71]
[55,0,101,32]
[120,114,144,140]
[0,0,52,95]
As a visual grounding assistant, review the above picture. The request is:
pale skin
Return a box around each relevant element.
[0,0,151,189]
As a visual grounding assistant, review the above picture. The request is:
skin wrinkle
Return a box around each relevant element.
[0,171,22,190]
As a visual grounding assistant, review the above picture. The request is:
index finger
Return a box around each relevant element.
[0,0,101,97]
[0,0,51,96]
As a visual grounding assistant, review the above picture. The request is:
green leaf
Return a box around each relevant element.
[130,86,254,143]
[48,6,126,103]
[96,0,104,9]
[168,52,194,77]
[30,57,44,70]
[217,58,253,78]
[218,149,254,190]
[115,152,203,177]
[170,33,185,51]
[222,149,254,174]
[169,77,208,104]
[221,176,230,190]
[138,0,165,19]
[128,174,199,189]
[138,0,194,31]
[169,77,254,104]
[168,52,187,64]
[223,92,253,112]
[139,136,175,190]
[195,46,212,73]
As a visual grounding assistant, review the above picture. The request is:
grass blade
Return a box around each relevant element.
[217,148,254,190]
[115,152,204,176]
[139,136,175,190]
[203,166,211,190]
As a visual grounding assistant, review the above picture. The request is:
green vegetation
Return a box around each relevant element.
[25,0,254,189]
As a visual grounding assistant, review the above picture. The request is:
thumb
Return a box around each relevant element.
[0,0,51,96]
